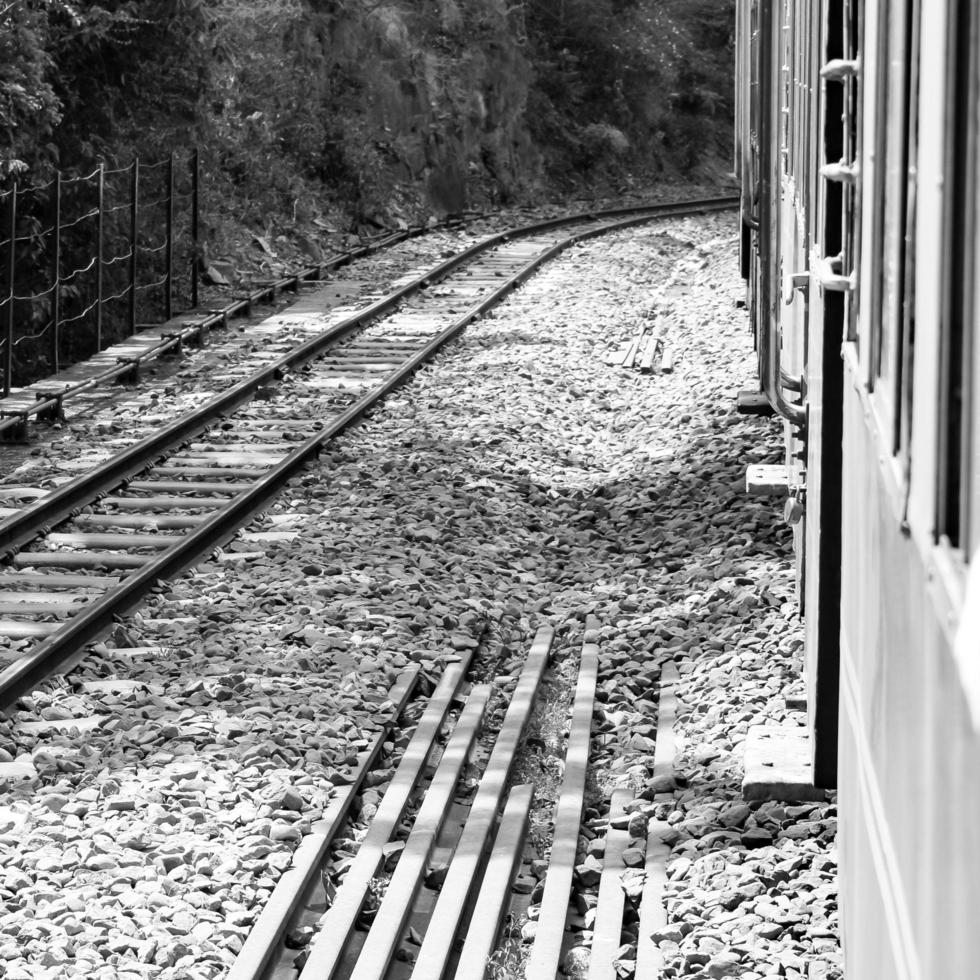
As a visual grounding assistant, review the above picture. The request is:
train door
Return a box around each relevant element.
[799,0,860,788]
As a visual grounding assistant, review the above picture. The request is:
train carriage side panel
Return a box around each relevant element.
[839,361,980,979]
[838,0,980,976]
[839,371,926,980]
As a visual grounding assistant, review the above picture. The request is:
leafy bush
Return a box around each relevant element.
[523,0,734,178]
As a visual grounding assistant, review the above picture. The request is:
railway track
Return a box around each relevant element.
[221,619,677,980]
[0,197,734,711]
[0,204,839,980]
[0,215,484,441]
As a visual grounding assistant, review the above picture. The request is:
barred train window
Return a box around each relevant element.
[940,0,979,551]
[781,2,791,174]
[842,0,860,345]
[868,0,917,454]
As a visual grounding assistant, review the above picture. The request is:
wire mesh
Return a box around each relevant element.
[0,150,200,390]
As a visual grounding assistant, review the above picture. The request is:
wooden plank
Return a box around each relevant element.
[636,661,680,978]
[0,591,94,603]
[603,345,630,367]
[588,788,632,980]
[72,513,205,530]
[639,335,661,374]
[167,452,285,466]
[10,551,149,570]
[0,488,47,502]
[0,572,119,589]
[352,685,491,980]
[225,667,419,980]
[411,626,554,979]
[652,662,679,783]
[124,480,251,494]
[745,463,791,497]
[0,601,80,616]
[525,621,600,978]
[637,823,671,976]
[44,532,178,549]
[317,358,401,367]
[452,785,535,980]
[228,418,311,429]
[621,330,645,369]
[0,620,59,639]
[295,660,472,980]
[149,466,268,479]
[318,356,403,365]
[101,495,225,510]
[186,442,295,453]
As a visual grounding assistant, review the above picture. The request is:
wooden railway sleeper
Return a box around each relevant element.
[160,332,183,357]
[114,357,140,386]
[73,512,206,530]
[34,390,66,424]
[0,413,29,444]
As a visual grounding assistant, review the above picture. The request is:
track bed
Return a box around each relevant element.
[0,207,839,980]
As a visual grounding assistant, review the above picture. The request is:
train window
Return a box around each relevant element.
[939,0,980,552]
[835,0,861,347]
[781,1,791,174]
[868,0,918,460]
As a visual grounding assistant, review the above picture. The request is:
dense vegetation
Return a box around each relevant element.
[2,0,734,220]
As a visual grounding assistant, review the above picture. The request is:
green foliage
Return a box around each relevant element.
[523,0,735,176]
[1,0,734,231]
[0,0,212,178]
[0,0,61,178]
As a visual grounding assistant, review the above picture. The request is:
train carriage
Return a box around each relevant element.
[735,0,980,977]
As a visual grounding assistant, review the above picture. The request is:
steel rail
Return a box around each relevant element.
[0,199,735,709]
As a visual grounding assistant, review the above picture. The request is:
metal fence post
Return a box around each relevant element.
[4,186,16,398]
[191,148,199,309]
[52,171,62,374]
[96,163,104,351]
[165,151,174,321]
[129,158,139,335]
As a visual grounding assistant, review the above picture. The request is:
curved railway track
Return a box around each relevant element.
[0,216,483,441]
[0,197,734,713]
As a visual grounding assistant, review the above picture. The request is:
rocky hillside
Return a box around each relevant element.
[2,0,734,226]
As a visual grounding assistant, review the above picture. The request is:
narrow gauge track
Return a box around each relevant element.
[227,619,676,980]
[0,215,482,440]
[0,197,734,712]
[229,622,595,980]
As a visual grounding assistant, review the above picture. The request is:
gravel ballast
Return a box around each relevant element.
[0,210,839,980]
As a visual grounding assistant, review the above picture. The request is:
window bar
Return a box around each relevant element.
[191,149,200,309]
[52,171,62,375]
[4,186,16,398]
[96,163,104,351]
[165,151,175,321]
[129,159,140,336]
